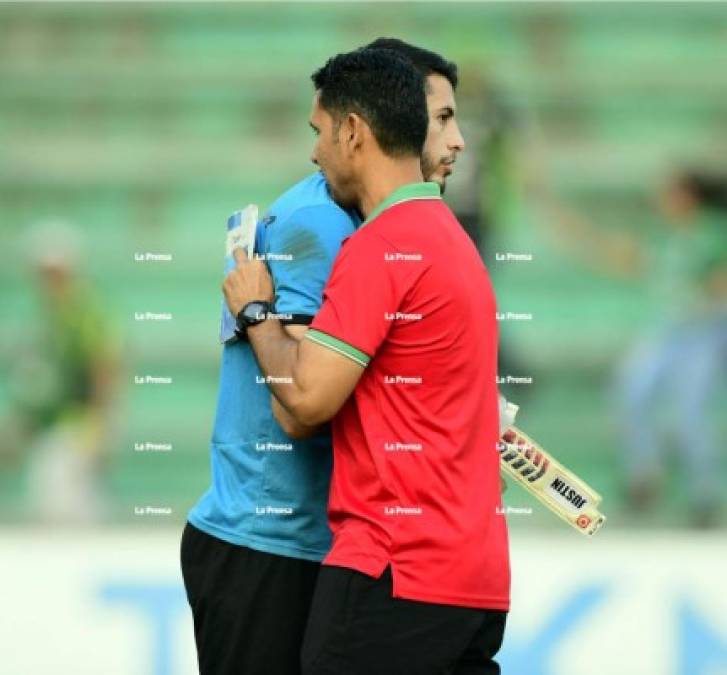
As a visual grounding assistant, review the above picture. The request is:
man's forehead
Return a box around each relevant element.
[310,91,320,113]
[425,73,457,110]
[311,92,332,119]
[309,93,324,127]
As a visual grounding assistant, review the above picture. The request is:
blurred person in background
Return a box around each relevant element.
[447,64,535,398]
[0,221,120,524]
[540,169,727,528]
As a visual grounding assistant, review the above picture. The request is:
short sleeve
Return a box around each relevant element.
[264,204,355,323]
[306,232,420,367]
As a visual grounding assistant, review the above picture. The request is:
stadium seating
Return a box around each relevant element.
[1,3,725,526]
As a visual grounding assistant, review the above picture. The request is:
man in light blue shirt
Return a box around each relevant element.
[188,172,356,561]
[181,39,466,675]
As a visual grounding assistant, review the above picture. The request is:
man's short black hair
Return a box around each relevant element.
[311,48,427,158]
[364,37,458,90]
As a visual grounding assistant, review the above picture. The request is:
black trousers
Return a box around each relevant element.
[180,522,321,675]
[301,565,507,675]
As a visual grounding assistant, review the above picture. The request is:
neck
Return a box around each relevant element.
[357,155,424,221]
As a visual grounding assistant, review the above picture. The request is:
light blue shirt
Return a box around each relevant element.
[188,172,359,561]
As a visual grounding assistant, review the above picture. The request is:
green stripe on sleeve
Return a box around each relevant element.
[305,329,370,367]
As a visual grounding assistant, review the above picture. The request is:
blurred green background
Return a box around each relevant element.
[0,1,725,531]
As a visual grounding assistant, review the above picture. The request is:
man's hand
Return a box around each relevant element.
[222,249,274,317]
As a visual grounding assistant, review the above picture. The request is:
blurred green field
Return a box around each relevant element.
[0,2,725,528]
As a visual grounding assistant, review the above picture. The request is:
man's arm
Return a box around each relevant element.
[222,254,365,427]
[271,395,322,439]
[247,318,364,426]
[271,325,327,438]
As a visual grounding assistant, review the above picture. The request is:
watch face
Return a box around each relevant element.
[246,302,263,319]
[241,302,268,326]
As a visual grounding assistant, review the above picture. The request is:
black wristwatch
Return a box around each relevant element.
[235,301,272,335]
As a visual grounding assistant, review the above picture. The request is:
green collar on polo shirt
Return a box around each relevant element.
[361,181,441,227]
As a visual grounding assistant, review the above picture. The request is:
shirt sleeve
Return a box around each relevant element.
[263,204,355,324]
[306,231,421,367]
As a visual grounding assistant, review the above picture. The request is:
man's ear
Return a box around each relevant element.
[343,112,366,155]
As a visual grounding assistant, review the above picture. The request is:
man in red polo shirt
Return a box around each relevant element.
[223,48,509,674]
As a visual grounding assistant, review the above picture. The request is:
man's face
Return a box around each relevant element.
[309,93,358,210]
[36,262,73,302]
[658,176,697,223]
[421,74,465,193]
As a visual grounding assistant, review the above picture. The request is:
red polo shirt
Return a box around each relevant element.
[306,182,510,610]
